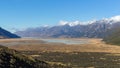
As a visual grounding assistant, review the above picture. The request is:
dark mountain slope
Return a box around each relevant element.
[0,27,20,39]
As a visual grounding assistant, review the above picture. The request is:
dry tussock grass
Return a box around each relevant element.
[1,38,120,53]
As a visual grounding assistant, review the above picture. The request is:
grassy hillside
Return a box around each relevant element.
[0,45,50,68]
[0,45,71,68]
[103,27,120,45]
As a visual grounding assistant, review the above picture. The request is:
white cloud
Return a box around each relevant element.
[59,20,68,25]
[43,25,49,27]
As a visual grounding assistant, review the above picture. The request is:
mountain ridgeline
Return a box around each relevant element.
[0,27,20,39]
[15,16,120,45]
[15,20,120,38]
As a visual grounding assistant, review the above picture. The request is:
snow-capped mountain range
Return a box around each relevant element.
[15,15,120,38]
[59,15,120,26]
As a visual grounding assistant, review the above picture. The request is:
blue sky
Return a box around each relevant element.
[0,0,120,32]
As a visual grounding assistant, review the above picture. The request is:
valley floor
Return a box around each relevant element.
[0,38,120,68]
[0,38,120,53]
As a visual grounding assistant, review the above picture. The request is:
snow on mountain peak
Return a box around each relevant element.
[110,15,120,22]
[59,15,120,26]
[59,20,96,26]
[59,20,81,26]
[101,15,120,24]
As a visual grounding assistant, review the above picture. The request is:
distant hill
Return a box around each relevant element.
[0,27,20,39]
[103,27,120,45]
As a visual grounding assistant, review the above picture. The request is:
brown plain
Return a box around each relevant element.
[1,38,120,53]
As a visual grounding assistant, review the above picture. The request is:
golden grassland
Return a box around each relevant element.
[0,38,120,53]
[1,38,120,67]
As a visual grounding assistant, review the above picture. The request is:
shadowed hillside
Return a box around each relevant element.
[103,27,120,45]
[0,27,20,39]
